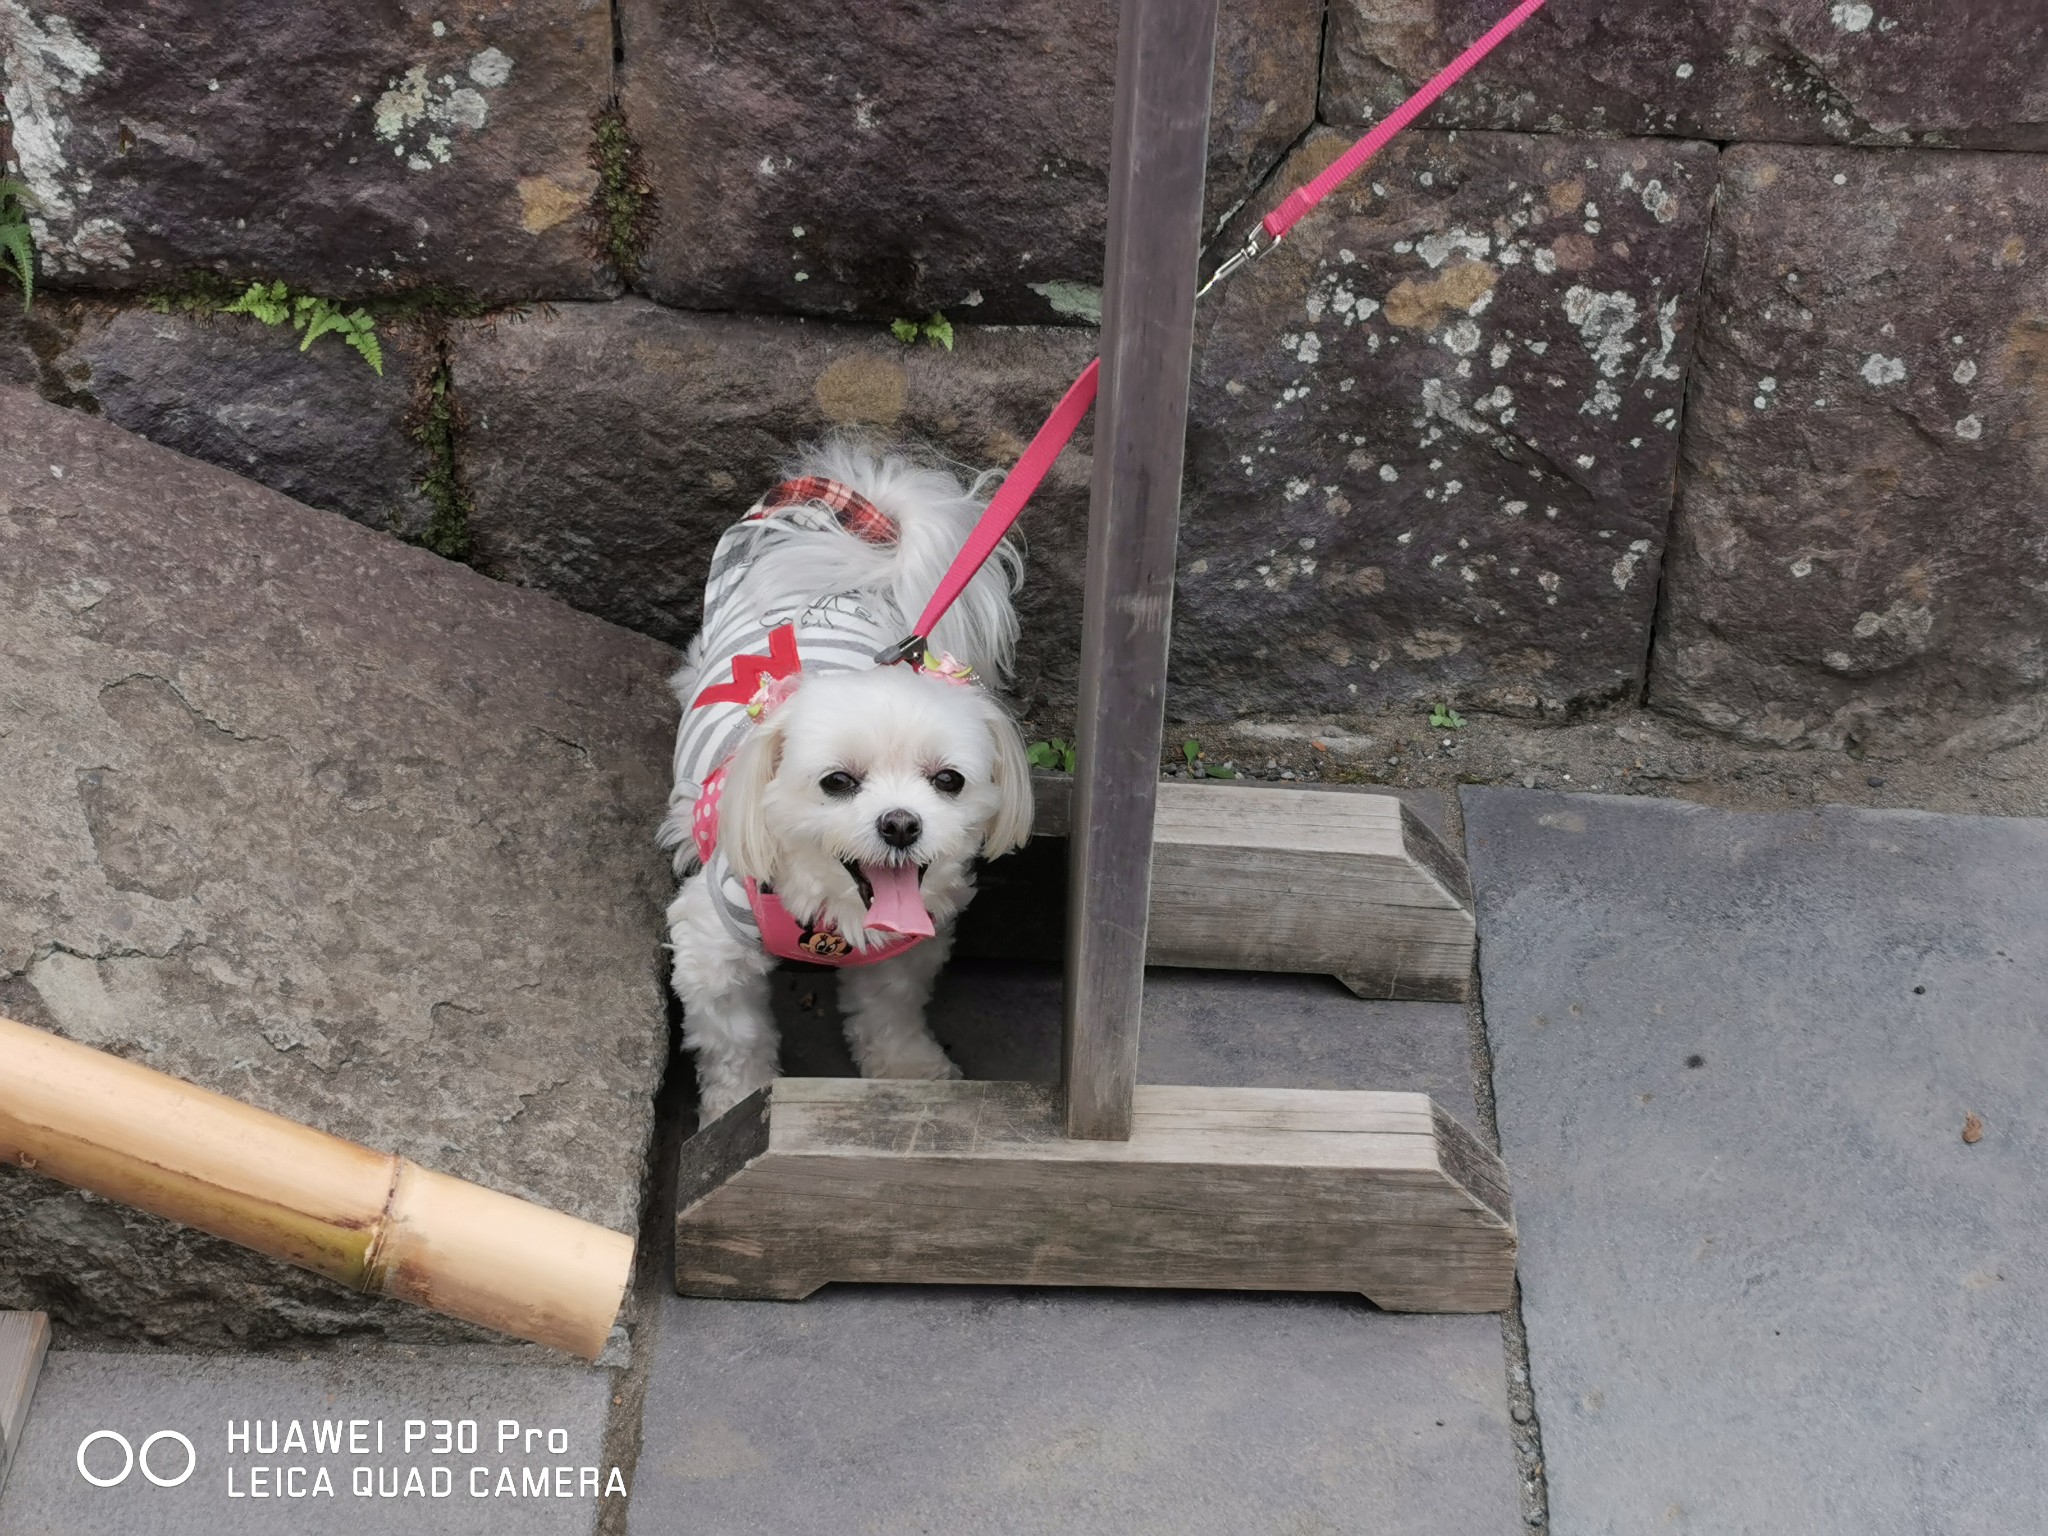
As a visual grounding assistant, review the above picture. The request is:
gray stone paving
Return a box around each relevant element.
[633,1288,1516,1536]
[0,1347,615,1534]
[774,955,1479,1116]
[1464,789,2048,1536]
[636,953,1516,1536]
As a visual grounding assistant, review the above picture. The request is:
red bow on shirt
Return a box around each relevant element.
[692,622,803,710]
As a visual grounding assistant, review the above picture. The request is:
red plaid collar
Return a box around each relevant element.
[753,476,897,545]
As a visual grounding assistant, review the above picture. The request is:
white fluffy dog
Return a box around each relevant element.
[658,441,1034,1123]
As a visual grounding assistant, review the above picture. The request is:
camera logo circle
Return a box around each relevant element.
[76,1429,197,1488]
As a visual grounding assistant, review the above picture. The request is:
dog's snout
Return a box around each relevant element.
[877,809,922,849]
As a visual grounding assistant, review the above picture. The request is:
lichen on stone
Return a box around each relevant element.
[370,47,513,172]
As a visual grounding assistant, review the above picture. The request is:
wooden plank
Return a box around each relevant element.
[0,1311,50,1498]
[961,779,1476,1000]
[676,1080,1515,1312]
[1063,0,1224,1141]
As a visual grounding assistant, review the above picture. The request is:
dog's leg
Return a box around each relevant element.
[838,925,963,1082]
[667,874,780,1124]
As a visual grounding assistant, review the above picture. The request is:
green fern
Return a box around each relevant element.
[293,294,349,348]
[218,280,382,373]
[889,312,955,351]
[342,318,383,375]
[224,279,292,325]
[0,177,40,312]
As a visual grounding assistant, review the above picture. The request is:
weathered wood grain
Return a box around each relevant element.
[0,1311,50,1497]
[1063,0,1225,1141]
[962,779,1475,1000]
[675,1080,1516,1312]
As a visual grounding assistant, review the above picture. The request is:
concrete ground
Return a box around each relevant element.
[4,788,2042,1535]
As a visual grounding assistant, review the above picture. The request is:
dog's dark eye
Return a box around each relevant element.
[819,770,861,797]
[929,768,966,796]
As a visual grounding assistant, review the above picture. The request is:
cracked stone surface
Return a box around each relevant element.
[0,0,613,298]
[1178,129,1716,720]
[1648,145,2048,752]
[0,387,675,1348]
[618,0,1322,323]
[454,297,1099,725]
[1323,0,2048,152]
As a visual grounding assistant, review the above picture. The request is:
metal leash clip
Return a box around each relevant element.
[1195,224,1281,301]
[874,632,929,667]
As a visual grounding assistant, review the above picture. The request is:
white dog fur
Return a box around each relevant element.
[658,440,1034,1123]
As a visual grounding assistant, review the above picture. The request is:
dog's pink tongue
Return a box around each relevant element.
[860,861,935,938]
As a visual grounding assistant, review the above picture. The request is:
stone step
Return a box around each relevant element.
[0,387,676,1351]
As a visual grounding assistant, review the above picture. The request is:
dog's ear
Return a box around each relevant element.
[979,696,1035,859]
[718,715,787,884]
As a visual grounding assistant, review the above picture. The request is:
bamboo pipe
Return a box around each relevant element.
[0,1015,633,1360]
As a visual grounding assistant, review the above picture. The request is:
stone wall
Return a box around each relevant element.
[5,0,2044,748]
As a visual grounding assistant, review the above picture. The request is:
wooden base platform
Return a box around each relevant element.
[960,779,1476,1002]
[0,1312,49,1497]
[676,1079,1515,1311]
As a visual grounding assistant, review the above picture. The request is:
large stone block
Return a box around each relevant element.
[618,0,1322,323]
[0,291,88,399]
[1648,146,2048,751]
[47,305,442,542]
[0,388,675,1348]
[1176,129,1717,720]
[455,298,1099,722]
[1323,0,2048,152]
[0,1,613,298]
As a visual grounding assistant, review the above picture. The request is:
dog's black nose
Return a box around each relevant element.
[877,809,922,849]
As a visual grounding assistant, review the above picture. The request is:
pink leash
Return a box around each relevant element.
[876,0,1551,666]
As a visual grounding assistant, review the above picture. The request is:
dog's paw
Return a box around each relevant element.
[696,1087,749,1125]
[696,1070,778,1127]
[860,1039,963,1082]
[816,891,876,952]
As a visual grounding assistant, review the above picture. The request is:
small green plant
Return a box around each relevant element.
[1181,738,1235,778]
[0,177,38,311]
[222,280,384,374]
[890,312,955,351]
[1027,738,1077,774]
[1430,704,1467,730]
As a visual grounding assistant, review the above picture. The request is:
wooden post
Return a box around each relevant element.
[0,1312,49,1498]
[1063,0,1223,1140]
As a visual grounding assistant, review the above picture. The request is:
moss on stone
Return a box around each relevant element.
[590,101,655,281]
[410,353,474,562]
